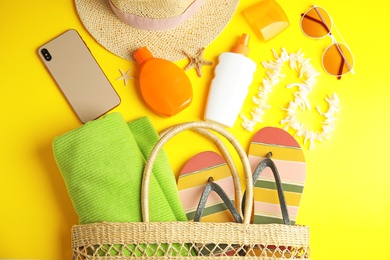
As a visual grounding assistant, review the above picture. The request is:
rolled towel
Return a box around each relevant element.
[128,117,187,222]
[53,112,186,224]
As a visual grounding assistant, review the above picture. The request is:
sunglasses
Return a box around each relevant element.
[300,5,354,79]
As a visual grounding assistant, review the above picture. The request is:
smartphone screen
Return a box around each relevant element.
[38,29,121,123]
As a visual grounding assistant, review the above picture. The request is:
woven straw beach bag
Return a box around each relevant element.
[71,121,310,259]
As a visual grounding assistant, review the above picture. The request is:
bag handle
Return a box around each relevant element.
[160,126,243,214]
[142,121,253,224]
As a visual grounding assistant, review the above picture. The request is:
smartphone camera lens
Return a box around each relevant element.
[41,48,52,61]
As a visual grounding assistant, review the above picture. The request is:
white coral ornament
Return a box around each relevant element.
[241,49,340,150]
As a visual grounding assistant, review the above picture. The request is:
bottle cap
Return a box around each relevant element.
[134,46,154,65]
[232,34,251,57]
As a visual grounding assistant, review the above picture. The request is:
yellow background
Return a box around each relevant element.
[1,0,389,259]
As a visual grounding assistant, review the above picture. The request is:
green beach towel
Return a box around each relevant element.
[53,112,187,224]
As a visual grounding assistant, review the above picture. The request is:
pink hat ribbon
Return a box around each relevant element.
[109,0,205,31]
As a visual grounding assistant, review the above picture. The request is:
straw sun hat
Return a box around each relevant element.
[74,0,240,62]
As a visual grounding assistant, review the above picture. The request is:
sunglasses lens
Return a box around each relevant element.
[301,7,332,38]
[323,43,354,76]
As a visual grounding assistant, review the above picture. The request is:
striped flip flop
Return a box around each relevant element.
[248,127,306,225]
[177,151,236,223]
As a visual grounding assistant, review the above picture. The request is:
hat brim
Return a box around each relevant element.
[74,0,239,62]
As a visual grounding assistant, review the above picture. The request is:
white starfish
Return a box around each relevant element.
[116,68,134,86]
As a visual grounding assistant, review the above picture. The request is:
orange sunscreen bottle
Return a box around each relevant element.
[133,46,192,117]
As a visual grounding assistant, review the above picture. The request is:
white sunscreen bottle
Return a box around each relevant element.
[204,33,256,127]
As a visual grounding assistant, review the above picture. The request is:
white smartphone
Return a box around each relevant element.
[38,29,120,123]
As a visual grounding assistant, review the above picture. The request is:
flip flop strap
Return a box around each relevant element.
[251,157,291,225]
[194,179,243,223]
